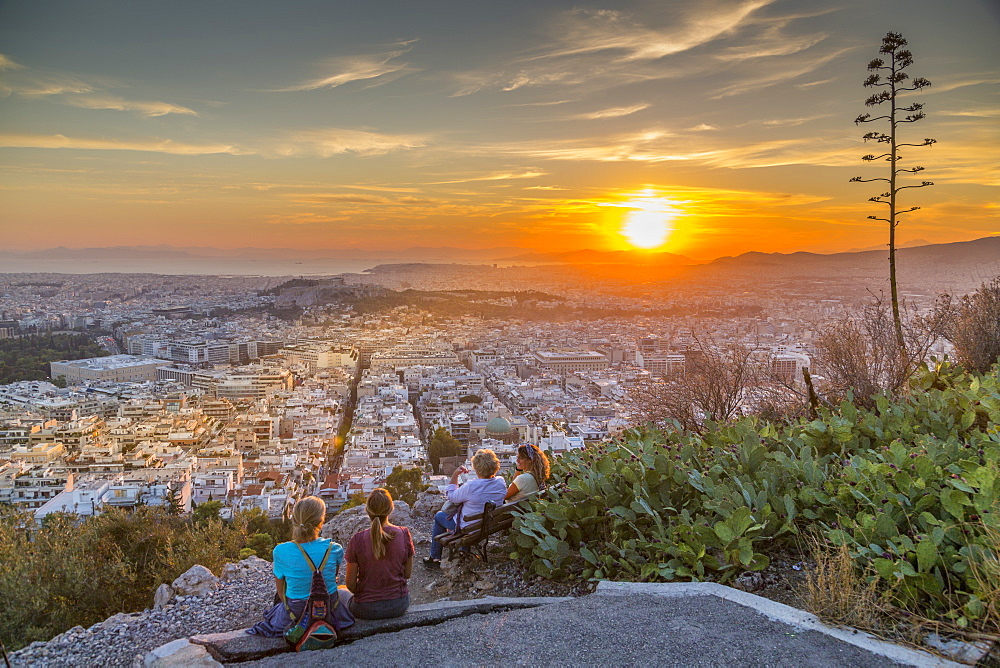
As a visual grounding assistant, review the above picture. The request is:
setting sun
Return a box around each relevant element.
[617,191,681,249]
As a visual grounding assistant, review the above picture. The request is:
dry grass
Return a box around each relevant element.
[801,531,1000,664]
[801,537,887,631]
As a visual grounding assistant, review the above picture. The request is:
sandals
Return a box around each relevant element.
[423,557,441,569]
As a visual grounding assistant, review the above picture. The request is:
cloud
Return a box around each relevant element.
[266,213,350,225]
[795,77,835,88]
[276,128,426,157]
[429,170,546,185]
[687,123,718,131]
[760,113,831,127]
[939,107,1000,118]
[286,193,389,204]
[541,1,777,63]
[917,76,1000,95]
[0,133,246,155]
[276,41,415,91]
[451,1,782,96]
[63,95,198,117]
[570,103,650,120]
[0,53,24,70]
[0,56,196,117]
[710,47,855,98]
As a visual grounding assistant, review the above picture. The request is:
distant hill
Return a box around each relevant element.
[707,236,1000,271]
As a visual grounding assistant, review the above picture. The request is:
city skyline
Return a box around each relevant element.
[1,0,998,261]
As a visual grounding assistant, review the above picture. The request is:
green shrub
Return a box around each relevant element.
[0,505,274,651]
[512,362,999,632]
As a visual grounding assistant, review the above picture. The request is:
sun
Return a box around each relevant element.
[617,190,680,249]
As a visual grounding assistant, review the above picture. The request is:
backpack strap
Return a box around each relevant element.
[295,540,336,577]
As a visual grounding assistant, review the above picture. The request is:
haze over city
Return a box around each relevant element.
[1,0,997,261]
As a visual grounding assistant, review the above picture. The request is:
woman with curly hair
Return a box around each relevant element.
[505,443,550,502]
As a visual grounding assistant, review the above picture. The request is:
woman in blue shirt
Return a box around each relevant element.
[248,496,354,636]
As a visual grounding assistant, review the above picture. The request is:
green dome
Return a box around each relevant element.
[485,416,513,435]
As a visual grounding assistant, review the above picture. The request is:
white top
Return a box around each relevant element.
[509,472,539,502]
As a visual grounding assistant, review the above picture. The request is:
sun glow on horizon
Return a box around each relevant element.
[613,190,681,249]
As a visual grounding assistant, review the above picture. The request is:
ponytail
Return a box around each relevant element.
[365,488,394,559]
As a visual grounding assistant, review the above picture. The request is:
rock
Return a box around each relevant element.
[412,490,444,520]
[733,572,764,592]
[153,584,175,610]
[473,580,496,591]
[172,565,220,597]
[321,501,415,546]
[144,638,222,667]
[220,555,269,583]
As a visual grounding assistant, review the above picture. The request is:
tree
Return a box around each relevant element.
[384,465,427,506]
[193,499,223,524]
[627,341,795,434]
[815,296,945,406]
[936,277,1000,374]
[851,32,935,354]
[427,427,463,474]
[165,485,183,516]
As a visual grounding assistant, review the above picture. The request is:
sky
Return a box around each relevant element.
[0,0,997,261]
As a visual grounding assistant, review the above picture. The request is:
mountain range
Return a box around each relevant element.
[1,237,996,269]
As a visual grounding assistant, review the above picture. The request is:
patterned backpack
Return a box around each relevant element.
[282,542,342,651]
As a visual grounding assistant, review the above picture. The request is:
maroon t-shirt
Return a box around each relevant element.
[345,525,415,603]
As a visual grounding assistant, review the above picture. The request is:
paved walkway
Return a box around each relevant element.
[234,583,960,667]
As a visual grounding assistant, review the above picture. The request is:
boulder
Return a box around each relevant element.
[171,565,220,597]
[153,583,175,609]
[220,555,270,583]
[144,639,221,667]
[321,500,415,546]
[412,490,444,520]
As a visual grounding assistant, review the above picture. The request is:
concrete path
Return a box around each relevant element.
[237,582,961,667]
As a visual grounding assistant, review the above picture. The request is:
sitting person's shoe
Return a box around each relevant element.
[423,557,441,569]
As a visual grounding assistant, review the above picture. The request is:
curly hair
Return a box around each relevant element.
[518,444,550,489]
[472,448,501,478]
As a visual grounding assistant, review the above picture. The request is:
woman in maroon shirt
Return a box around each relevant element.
[344,488,414,619]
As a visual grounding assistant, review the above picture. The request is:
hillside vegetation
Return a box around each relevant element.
[0,506,287,651]
[513,362,999,634]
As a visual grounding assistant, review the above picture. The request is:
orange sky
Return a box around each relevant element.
[1,0,997,261]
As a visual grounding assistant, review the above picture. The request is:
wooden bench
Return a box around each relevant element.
[438,491,542,562]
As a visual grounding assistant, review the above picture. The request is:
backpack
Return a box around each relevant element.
[282,542,342,651]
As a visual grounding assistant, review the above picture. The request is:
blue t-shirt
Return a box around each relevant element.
[272,538,344,599]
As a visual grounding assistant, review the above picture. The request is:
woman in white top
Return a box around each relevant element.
[505,443,550,503]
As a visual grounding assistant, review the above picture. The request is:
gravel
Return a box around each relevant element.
[8,558,275,668]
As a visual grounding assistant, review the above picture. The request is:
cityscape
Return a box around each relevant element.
[0,240,993,524]
[1,0,998,663]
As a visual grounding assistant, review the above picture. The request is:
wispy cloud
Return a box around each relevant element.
[0,55,196,116]
[275,40,416,91]
[451,1,782,96]
[0,133,245,155]
[687,123,718,131]
[0,53,24,70]
[760,113,831,126]
[570,103,650,120]
[710,47,855,98]
[917,76,1000,95]
[429,170,546,185]
[275,128,426,157]
[63,95,198,117]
